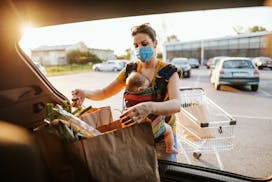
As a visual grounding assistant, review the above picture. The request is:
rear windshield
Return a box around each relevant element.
[223,60,254,69]
[189,59,198,63]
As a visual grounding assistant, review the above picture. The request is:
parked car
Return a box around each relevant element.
[116,59,128,69]
[209,56,228,76]
[93,60,124,72]
[206,56,224,69]
[210,57,259,91]
[188,58,200,68]
[252,57,272,70]
[171,57,191,78]
[205,58,212,69]
[34,61,47,76]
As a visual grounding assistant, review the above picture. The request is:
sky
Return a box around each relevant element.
[19,6,272,56]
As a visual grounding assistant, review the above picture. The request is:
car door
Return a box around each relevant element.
[101,61,110,71]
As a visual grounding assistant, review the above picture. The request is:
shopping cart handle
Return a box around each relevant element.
[179,87,204,91]
[230,120,236,125]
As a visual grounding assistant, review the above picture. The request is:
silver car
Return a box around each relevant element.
[93,60,125,72]
[188,58,200,68]
[171,57,191,78]
[252,57,272,70]
[210,57,259,91]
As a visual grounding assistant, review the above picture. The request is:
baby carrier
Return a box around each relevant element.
[123,62,180,140]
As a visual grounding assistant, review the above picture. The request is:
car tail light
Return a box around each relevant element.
[219,70,224,74]
[253,70,259,75]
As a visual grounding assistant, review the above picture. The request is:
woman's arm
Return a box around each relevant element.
[149,72,181,115]
[72,79,125,106]
[120,72,181,123]
[85,79,125,100]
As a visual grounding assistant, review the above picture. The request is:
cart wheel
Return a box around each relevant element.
[193,152,202,159]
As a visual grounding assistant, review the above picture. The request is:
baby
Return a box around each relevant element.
[125,72,178,154]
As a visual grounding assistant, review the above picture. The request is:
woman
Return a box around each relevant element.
[72,23,181,155]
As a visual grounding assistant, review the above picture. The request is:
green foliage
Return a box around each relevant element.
[157,52,162,59]
[166,34,180,42]
[117,48,131,60]
[248,26,267,33]
[233,25,267,34]
[45,64,93,76]
[67,49,102,64]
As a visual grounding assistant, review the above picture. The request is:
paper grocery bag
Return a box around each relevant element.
[80,106,113,128]
[67,122,160,182]
[177,104,213,141]
[34,126,79,182]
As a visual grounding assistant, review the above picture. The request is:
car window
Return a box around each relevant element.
[263,57,272,62]
[172,60,189,65]
[18,5,272,180]
[223,60,254,69]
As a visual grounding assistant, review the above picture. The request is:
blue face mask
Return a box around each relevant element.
[135,46,154,63]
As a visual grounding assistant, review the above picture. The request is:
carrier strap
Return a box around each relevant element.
[157,63,180,81]
[124,62,179,102]
[154,63,179,101]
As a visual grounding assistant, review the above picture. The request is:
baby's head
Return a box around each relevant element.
[126,72,150,92]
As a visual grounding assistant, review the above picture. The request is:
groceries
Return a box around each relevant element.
[44,101,101,142]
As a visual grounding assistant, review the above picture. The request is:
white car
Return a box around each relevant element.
[93,60,125,72]
[209,56,229,76]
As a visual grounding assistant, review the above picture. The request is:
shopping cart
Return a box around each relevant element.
[176,87,236,170]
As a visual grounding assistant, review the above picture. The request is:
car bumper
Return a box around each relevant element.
[266,63,272,68]
[182,70,190,77]
[190,64,199,68]
[258,63,272,68]
[219,77,259,86]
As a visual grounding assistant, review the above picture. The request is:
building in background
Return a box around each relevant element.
[31,42,115,65]
[88,48,116,61]
[163,31,272,65]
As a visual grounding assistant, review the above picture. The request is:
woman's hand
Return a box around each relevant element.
[71,89,86,107]
[120,102,152,123]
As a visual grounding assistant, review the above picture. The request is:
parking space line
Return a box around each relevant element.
[193,74,200,87]
[259,89,272,97]
[232,114,272,120]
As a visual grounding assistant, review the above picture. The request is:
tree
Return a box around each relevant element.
[166,35,180,42]
[117,48,131,60]
[248,25,267,33]
[233,25,244,35]
[124,48,131,60]
[157,52,162,59]
[233,25,267,34]
[67,49,102,64]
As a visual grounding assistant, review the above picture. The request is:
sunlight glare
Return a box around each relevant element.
[22,24,34,36]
